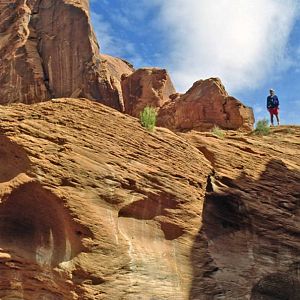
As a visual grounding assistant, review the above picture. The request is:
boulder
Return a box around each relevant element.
[121,68,176,117]
[157,78,255,131]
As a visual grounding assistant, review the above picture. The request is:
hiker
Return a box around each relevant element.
[267,89,280,126]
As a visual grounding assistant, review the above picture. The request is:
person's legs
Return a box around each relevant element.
[270,113,274,126]
[268,109,274,125]
[275,113,279,125]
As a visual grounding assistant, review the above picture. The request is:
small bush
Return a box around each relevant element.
[211,125,225,138]
[140,106,157,131]
[253,118,270,136]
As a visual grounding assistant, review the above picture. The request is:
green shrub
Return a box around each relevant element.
[211,125,225,138]
[140,106,157,131]
[253,118,270,136]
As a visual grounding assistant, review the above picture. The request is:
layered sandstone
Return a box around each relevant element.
[0,98,299,299]
[0,0,133,109]
[0,98,211,299]
[158,78,255,131]
[121,68,176,117]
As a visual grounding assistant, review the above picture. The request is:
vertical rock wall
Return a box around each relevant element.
[0,0,133,109]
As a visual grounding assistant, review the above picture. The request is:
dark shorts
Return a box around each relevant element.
[268,107,279,115]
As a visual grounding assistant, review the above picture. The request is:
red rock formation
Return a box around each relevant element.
[0,0,133,109]
[0,98,211,299]
[0,1,254,131]
[158,78,255,131]
[0,98,299,298]
[121,68,176,117]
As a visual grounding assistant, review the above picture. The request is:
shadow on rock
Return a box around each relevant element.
[0,135,31,183]
[189,159,300,299]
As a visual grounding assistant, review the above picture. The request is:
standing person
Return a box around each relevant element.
[267,89,280,126]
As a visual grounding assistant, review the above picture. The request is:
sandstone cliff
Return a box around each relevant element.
[0,98,211,299]
[185,127,300,299]
[0,0,133,109]
[0,98,299,299]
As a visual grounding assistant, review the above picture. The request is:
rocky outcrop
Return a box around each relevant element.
[158,78,255,131]
[0,98,299,299]
[0,0,133,109]
[121,73,253,131]
[121,68,176,117]
[0,1,254,131]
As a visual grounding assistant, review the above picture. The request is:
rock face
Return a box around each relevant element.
[0,98,299,299]
[0,98,211,299]
[0,0,133,109]
[157,78,255,131]
[121,68,176,117]
[184,127,300,299]
[100,54,134,112]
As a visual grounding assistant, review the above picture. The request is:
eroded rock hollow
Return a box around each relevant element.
[0,182,87,266]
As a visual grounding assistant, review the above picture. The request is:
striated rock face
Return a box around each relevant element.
[157,78,255,131]
[0,98,211,299]
[121,68,176,117]
[0,0,49,104]
[0,98,299,299]
[0,0,133,109]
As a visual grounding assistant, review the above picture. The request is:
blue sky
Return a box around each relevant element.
[90,0,300,125]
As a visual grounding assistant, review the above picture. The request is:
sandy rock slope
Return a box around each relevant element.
[0,98,299,299]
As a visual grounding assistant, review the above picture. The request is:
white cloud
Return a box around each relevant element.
[154,0,299,93]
